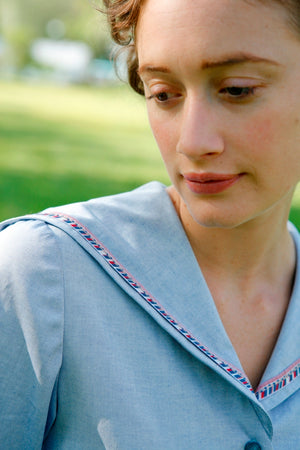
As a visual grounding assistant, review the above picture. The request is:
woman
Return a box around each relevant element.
[1,0,300,448]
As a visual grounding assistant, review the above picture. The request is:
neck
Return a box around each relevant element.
[169,187,296,301]
[188,214,294,280]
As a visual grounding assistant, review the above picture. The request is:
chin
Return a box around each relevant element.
[188,206,252,230]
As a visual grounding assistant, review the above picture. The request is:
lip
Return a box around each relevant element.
[183,172,244,194]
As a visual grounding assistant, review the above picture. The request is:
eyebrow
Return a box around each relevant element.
[138,52,281,76]
[201,53,281,70]
[138,65,171,76]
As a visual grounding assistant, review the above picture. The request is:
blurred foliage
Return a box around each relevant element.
[0,0,110,68]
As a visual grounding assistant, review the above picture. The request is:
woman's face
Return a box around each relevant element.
[137,0,300,230]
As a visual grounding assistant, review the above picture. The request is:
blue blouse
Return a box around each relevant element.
[0,182,300,449]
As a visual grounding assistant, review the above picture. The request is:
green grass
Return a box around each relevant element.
[0,80,169,219]
[0,80,299,229]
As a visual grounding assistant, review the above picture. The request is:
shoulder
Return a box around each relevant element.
[0,218,66,322]
[0,218,63,276]
[0,182,184,309]
[39,181,178,254]
[0,182,165,250]
[44,181,169,224]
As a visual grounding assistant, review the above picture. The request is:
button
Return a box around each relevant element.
[244,441,262,450]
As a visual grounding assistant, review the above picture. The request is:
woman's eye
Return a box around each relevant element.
[156,92,170,102]
[220,86,254,99]
[147,91,178,103]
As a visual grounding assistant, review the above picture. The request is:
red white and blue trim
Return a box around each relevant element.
[256,360,300,400]
[39,212,300,401]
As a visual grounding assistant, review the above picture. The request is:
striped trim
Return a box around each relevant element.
[41,212,254,392]
[255,360,300,400]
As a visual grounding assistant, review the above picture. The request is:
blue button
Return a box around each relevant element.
[244,441,262,450]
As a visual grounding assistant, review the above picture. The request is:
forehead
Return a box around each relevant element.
[136,0,296,69]
[137,0,289,27]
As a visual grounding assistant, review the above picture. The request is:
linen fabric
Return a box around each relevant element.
[0,182,300,449]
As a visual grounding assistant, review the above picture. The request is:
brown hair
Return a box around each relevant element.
[101,0,144,95]
[101,0,300,96]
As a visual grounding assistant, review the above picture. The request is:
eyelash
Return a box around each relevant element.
[219,86,256,99]
[146,92,178,102]
[146,85,257,105]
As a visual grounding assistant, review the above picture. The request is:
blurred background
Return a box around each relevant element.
[0,0,169,220]
[0,0,299,228]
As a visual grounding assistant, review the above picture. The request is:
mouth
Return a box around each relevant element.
[183,172,244,194]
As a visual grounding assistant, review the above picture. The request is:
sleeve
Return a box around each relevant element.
[0,220,64,449]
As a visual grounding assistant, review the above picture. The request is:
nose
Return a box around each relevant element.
[176,95,224,159]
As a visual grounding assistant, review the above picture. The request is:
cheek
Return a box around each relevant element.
[148,110,176,157]
[243,116,275,152]
[243,112,300,185]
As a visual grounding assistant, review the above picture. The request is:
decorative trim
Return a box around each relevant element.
[255,360,300,400]
[40,212,255,392]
